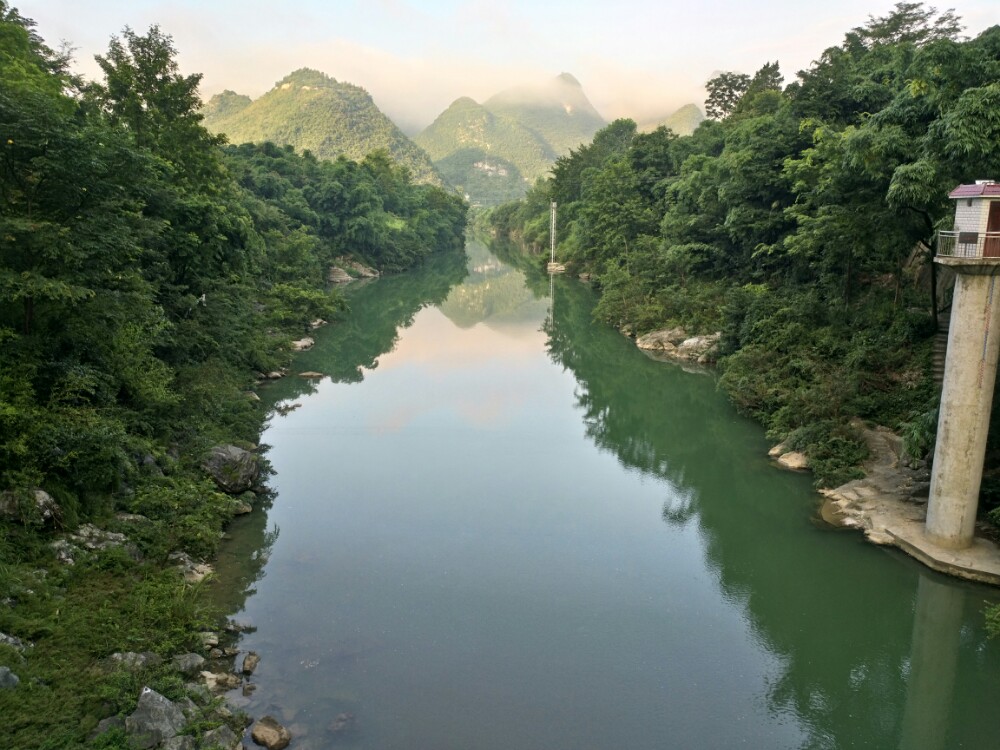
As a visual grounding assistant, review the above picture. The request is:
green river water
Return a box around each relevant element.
[211,240,1000,749]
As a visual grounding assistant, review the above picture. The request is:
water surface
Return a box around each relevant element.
[213,241,1000,749]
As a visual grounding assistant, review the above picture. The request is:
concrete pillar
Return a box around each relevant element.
[926,267,1000,548]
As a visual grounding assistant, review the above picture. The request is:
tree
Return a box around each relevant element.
[704,71,750,120]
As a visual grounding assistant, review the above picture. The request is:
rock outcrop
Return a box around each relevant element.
[203,445,259,494]
[125,687,187,749]
[0,488,61,525]
[635,327,721,364]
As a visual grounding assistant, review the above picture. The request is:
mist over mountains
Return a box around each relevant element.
[202,69,703,206]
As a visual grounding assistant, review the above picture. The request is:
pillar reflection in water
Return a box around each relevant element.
[899,574,964,750]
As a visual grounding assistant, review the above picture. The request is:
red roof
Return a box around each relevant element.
[950,183,1000,198]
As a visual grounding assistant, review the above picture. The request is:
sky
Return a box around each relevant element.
[16,0,1000,134]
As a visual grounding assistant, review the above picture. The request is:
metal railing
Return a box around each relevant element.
[937,230,1000,259]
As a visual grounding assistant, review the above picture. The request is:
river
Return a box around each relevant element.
[211,240,1000,749]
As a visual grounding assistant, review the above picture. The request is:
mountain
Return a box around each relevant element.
[415,73,606,206]
[202,69,441,185]
[483,73,605,157]
[638,103,705,136]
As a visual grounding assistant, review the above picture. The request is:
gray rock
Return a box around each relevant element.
[202,724,239,749]
[226,618,255,633]
[172,653,206,676]
[0,488,61,524]
[90,716,125,740]
[290,336,315,352]
[204,445,260,494]
[125,686,186,749]
[0,666,20,689]
[0,632,29,652]
[161,737,196,750]
[168,552,214,583]
[69,524,141,560]
[108,651,163,672]
[51,538,77,565]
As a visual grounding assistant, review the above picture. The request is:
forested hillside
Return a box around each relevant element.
[637,103,705,136]
[0,7,465,745]
[202,68,443,186]
[416,73,606,206]
[487,3,1000,489]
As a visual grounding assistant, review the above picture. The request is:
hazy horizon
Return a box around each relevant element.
[17,0,1000,134]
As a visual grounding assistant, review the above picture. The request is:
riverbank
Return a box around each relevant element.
[0,256,457,749]
[624,317,1000,586]
[817,424,1000,586]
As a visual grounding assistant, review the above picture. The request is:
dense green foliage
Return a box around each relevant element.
[488,4,1000,489]
[0,8,466,746]
[415,74,606,206]
[202,68,443,186]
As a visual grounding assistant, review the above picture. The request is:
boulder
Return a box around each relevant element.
[161,737,196,750]
[767,443,786,458]
[172,653,206,677]
[299,371,324,379]
[309,318,327,330]
[635,327,688,350]
[201,670,242,692]
[677,333,721,362]
[0,488,61,525]
[336,257,380,278]
[202,724,239,750]
[777,451,810,471]
[204,445,259,494]
[328,266,353,284]
[251,716,292,750]
[242,651,260,675]
[51,539,77,565]
[125,687,186,749]
[169,552,214,584]
[290,337,314,352]
[89,716,125,741]
[0,666,19,689]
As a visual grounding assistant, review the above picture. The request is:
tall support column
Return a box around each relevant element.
[926,266,1000,548]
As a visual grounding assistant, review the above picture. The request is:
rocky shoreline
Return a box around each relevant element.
[628,324,1000,584]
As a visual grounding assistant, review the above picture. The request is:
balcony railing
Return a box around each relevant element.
[938,230,1000,259]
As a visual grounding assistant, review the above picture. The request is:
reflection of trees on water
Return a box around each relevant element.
[262,246,468,407]
[218,247,468,618]
[537,262,1000,749]
[438,239,547,329]
[210,497,280,617]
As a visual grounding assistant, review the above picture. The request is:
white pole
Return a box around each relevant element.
[550,201,557,265]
